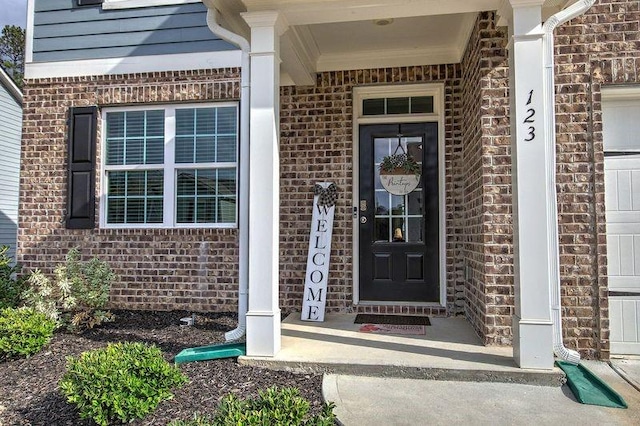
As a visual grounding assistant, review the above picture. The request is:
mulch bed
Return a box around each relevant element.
[0,310,325,425]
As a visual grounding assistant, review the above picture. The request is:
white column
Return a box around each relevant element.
[241,11,287,357]
[506,0,554,369]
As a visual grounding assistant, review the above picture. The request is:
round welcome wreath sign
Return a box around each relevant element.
[379,150,421,196]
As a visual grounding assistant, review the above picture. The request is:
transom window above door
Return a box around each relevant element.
[362,96,434,116]
[101,104,238,229]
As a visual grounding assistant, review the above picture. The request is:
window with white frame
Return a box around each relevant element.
[102,104,238,228]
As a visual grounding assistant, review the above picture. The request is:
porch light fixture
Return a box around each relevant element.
[374,18,394,26]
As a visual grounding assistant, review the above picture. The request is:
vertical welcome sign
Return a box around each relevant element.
[301,182,337,322]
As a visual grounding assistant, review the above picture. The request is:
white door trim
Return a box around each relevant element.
[352,83,446,307]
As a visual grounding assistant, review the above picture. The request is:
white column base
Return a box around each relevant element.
[512,316,554,370]
[246,310,281,357]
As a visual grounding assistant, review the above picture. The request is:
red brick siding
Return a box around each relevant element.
[19,69,242,312]
[458,13,513,344]
[279,66,462,317]
[454,2,638,357]
[553,0,640,359]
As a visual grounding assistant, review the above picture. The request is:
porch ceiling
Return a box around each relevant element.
[307,13,478,73]
[211,0,580,85]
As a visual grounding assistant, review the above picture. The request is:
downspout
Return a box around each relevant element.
[206,6,250,342]
[542,0,595,364]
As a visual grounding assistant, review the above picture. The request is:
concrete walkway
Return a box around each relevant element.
[323,360,640,425]
[239,314,640,424]
[611,357,640,392]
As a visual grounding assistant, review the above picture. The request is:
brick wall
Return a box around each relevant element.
[453,1,639,357]
[279,66,462,316]
[552,0,640,359]
[458,13,512,345]
[19,69,242,312]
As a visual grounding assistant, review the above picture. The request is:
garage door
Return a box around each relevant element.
[603,89,640,355]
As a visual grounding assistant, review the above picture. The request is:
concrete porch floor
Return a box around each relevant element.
[239,313,564,386]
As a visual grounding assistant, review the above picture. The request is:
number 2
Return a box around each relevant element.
[524,108,535,123]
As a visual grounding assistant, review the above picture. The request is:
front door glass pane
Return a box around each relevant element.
[373,136,424,243]
[374,217,390,241]
[375,192,390,215]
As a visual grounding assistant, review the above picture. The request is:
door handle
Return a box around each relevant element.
[360,216,367,224]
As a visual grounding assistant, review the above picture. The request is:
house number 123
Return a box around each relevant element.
[524,90,536,141]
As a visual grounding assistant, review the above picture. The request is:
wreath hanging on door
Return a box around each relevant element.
[379,140,421,196]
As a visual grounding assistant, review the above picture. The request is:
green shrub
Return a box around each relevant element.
[23,248,115,331]
[0,245,28,309]
[0,307,56,359]
[60,342,188,426]
[169,386,336,426]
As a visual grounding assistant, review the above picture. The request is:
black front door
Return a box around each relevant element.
[358,123,439,302]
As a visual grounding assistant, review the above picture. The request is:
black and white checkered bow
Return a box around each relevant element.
[314,183,338,207]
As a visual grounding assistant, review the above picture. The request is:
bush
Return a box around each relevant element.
[0,245,28,309]
[23,248,115,331]
[170,386,336,426]
[60,342,188,426]
[0,307,56,359]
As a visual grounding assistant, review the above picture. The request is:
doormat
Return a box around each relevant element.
[354,314,431,326]
[358,324,426,335]
[556,361,627,409]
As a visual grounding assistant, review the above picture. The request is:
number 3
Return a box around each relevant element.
[525,126,535,141]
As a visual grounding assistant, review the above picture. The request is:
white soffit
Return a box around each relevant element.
[241,0,502,25]
[308,13,477,72]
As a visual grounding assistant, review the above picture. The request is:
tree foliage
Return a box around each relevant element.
[0,25,25,88]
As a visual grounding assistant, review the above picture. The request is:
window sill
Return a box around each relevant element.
[99,224,237,230]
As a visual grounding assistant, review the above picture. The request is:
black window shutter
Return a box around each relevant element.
[66,106,98,229]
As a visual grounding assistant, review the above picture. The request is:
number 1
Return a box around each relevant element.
[526,90,533,105]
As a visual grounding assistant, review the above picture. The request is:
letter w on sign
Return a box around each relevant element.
[301,182,337,322]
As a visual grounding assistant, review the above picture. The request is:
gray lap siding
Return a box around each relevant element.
[32,0,235,62]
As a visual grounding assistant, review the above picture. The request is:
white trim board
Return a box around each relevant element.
[26,0,34,64]
[25,51,242,80]
[602,85,640,101]
[0,67,22,103]
[352,83,447,308]
[103,0,201,9]
[317,47,460,73]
